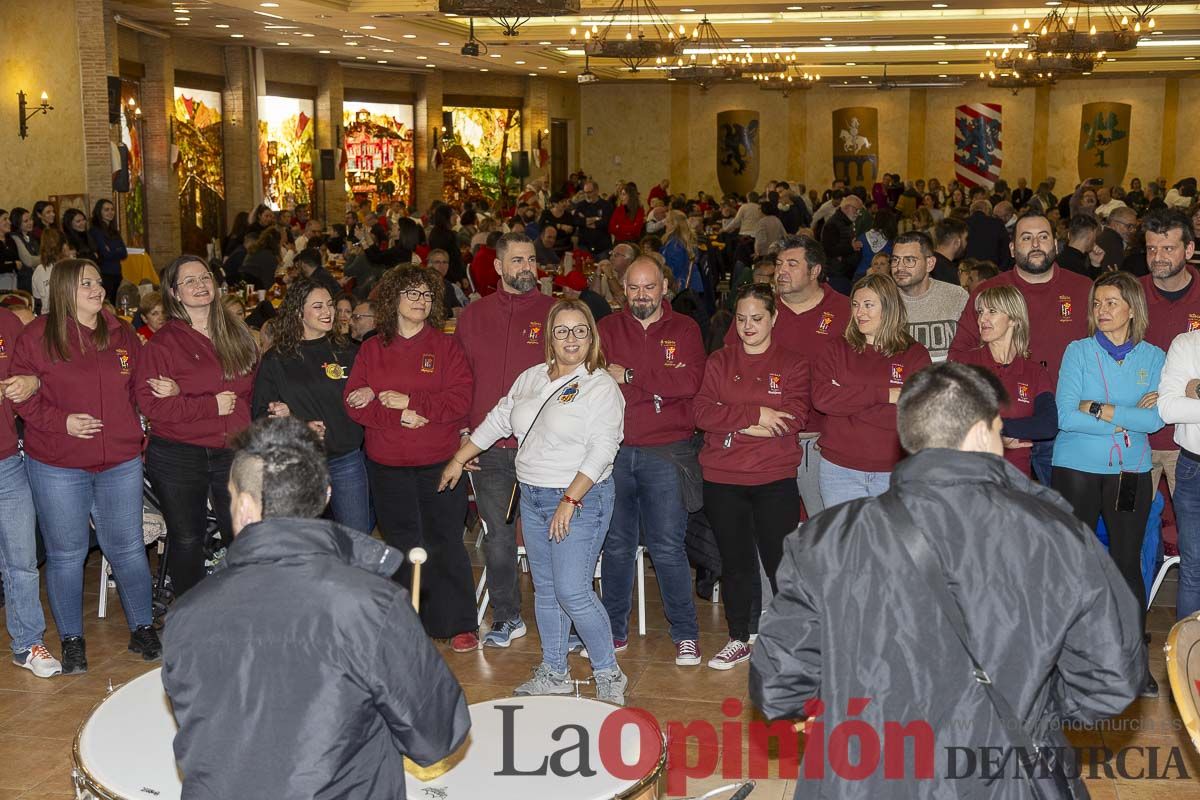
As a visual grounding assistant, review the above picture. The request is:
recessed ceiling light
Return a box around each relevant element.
[489,53,502,58]
[819,36,833,41]
[538,65,547,69]
[1107,57,1116,61]
[360,25,376,30]
[480,67,489,72]
[176,21,189,26]
[1045,1,1061,5]
[824,43,835,47]
[680,7,695,11]
[938,73,948,77]
[740,43,751,48]
[860,75,868,78]
[732,38,745,42]
[316,13,330,18]
[528,72,537,76]
[259,1,278,6]
[845,61,856,65]
[938,60,949,64]
[377,60,388,63]
[445,12,458,16]
[515,59,526,64]
[932,2,948,7]
[230,33,244,37]
[538,40,552,45]
[347,41,358,46]
[556,46,569,51]
[426,63,436,67]
[558,69,567,73]
[1151,30,1163,35]
[787,5,803,10]
[416,55,427,59]
[215,23,229,28]
[176,16,190,21]
[356,55,366,59]
[933,34,946,39]
[402,33,417,38]
[382,48,393,52]
[1187,56,1197,60]
[277,41,289,46]
[318,49,330,53]
[1082,71,1092,75]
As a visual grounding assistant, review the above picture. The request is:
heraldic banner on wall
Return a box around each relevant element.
[955,103,1002,191]
[1078,102,1131,188]
[716,110,760,197]
[832,107,878,186]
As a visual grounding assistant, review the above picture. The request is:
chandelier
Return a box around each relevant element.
[582,0,687,71]
[981,68,1056,95]
[752,65,820,97]
[656,16,740,83]
[987,45,1098,75]
[1010,1,1154,56]
[438,0,581,37]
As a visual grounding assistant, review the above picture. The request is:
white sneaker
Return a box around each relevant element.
[14,644,62,678]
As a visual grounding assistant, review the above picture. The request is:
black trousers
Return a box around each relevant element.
[703,477,801,642]
[102,273,121,306]
[367,459,476,638]
[146,437,234,597]
[1052,466,1152,629]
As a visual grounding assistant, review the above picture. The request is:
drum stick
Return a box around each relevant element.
[408,547,428,613]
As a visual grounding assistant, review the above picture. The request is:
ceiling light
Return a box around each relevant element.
[819,37,833,41]
[539,40,552,45]
[480,67,489,72]
[556,46,569,51]
[360,25,376,30]
[417,55,428,59]
[845,61,856,65]
[176,22,189,26]
[528,72,537,76]
[933,34,946,39]
[1187,56,1197,60]
[741,43,751,48]
[931,2,948,6]
[538,65,547,69]
[230,33,244,37]
[277,41,289,46]
[938,60,948,64]
[680,7,695,11]
[426,63,436,67]
[489,53,502,58]
[1045,1,1061,5]
[438,41,451,46]
[377,60,388,63]
[938,73,948,77]
[259,2,278,6]
[732,38,745,42]
[254,10,282,18]
[1151,30,1163,35]
[215,23,229,28]
[402,34,417,39]
[1107,57,1116,61]
[787,5,803,10]
[356,55,366,59]
[347,41,358,46]
[860,75,868,78]
[319,49,330,53]
[515,59,526,64]
[382,48,393,52]
[176,16,190,21]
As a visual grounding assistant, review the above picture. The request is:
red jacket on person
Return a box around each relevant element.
[1140,267,1200,450]
[134,318,256,450]
[813,336,932,473]
[694,340,810,485]
[13,311,144,471]
[609,205,645,245]
[456,287,555,447]
[469,246,499,296]
[953,346,1053,476]
[344,324,472,467]
[599,301,706,447]
[0,308,26,460]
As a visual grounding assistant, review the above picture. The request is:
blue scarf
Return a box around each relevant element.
[1095,330,1135,362]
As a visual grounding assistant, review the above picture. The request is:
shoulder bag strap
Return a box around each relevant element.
[516,373,578,456]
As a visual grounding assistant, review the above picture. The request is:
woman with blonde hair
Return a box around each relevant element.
[950,284,1055,476]
[813,273,931,505]
[440,299,627,703]
[661,209,704,295]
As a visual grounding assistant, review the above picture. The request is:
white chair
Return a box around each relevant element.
[1148,555,1182,611]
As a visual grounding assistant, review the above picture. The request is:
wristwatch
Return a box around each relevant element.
[624,368,634,385]
[1194,383,1200,400]
[1089,401,1104,419]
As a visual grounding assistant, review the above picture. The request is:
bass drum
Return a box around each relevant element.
[72,667,182,799]
[406,695,666,800]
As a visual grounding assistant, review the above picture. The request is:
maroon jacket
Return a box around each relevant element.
[599,302,705,447]
[13,312,144,471]
[1140,267,1200,450]
[813,336,932,473]
[456,288,555,447]
[0,308,25,460]
[694,340,810,485]
[134,319,257,449]
[954,346,1053,476]
[344,324,472,467]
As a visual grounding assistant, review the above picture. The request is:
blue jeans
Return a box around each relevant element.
[818,459,891,507]
[1175,453,1200,619]
[327,449,373,533]
[601,447,698,642]
[1031,438,1054,486]
[521,479,617,673]
[26,456,153,637]
[0,454,45,654]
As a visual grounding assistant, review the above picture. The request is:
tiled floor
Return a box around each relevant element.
[0,545,1195,799]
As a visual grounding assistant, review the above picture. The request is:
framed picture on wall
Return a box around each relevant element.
[49,193,89,220]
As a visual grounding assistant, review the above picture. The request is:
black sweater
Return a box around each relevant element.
[252,336,364,458]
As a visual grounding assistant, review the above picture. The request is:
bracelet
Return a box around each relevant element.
[560,494,584,509]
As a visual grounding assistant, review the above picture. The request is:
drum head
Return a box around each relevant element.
[74,667,182,799]
[1166,613,1200,753]
[406,696,665,800]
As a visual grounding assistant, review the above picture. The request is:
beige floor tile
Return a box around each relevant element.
[0,735,70,791]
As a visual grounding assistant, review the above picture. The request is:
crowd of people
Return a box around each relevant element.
[0,165,1196,794]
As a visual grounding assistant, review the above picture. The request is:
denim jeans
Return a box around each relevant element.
[1031,438,1054,486]
[601,446,698,642]
[327,449,373,533]
[521,479,617,673]
[473,447,522,625]
[0,454,46,654]
[25,456,153,637]
[818,459,891,508]
[1174,453,1200,619]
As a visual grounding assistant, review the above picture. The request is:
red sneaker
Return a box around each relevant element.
[451,632,480,653]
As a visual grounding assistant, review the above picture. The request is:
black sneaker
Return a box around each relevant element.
[1141,673,1159,699]
[129,625,162,661]
[61,636,87,674]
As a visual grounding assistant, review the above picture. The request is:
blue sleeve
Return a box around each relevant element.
[1002,392,1057,440]
[1056,342,1122,434]
[1109,348,1165,434]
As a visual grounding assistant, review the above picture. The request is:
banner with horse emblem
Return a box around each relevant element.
[1078,102,1131,187]
[954,103,1002,190]
[716,110,760,196]
[832,107,878,186]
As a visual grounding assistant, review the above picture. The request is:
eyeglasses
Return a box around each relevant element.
[176,273,214,289]
[889,255,923,268]
[552,324,591,341]
[351,313,375,321]
[402,289,435,302]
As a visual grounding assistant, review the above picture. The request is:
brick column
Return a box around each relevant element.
[415,71,444,211]
[77,0,114,205]
[141,33,181,267]
[316,64,346,225]
[222,45,257,226]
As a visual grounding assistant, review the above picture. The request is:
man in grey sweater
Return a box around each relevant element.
[891,230,968,362]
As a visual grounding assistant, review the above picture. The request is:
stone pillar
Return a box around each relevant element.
[523,77,550,184]
[77,0,115,205]
[222,45,257,227]
[141,33,182,268]
[414,71,444,212]
[1160,77,1179,185]
[316,64,346,224]
[786,89,807,184]
[1031,84,1051,184]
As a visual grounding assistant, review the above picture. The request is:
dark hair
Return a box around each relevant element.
[229,211,250,243]
[432,203,454,231]
[160,255,259,379]
[90,198,119,237]
[32,201,53,227]
[375,265,444,342]
[734,281,777,315]
[495,231,533,261]
[61,209,89,251]
[1068,213,1101,240]
[893,230,934,259]
[1143,208,1195,246]
[248,226,282,256]
[871,207,899,241]
[394,217,422,253]
[273,277,346,359]
[774,234,827,282]
[960,258,999,283]
[252,204,273,226]
[622,182,640,216]
[294,247,322,273]
[932,217,968,248]
[10,207,30,240]
[897,362,1008,454]
[230,417,329,519]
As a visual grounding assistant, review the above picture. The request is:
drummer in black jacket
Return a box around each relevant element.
[162,417,470,799]
[750,362,1143,800]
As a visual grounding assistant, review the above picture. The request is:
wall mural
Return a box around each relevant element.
[832,107,879,186]
[716,110,760,197]
[443,106,522,208]
[342,102,415,210]
[954,103,1003,191]
[118,79,146,249]
[1078,102,1131,188]
[173,87,225,256]
[258,95,315,211]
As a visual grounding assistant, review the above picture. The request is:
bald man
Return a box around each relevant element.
[819,193,864,295]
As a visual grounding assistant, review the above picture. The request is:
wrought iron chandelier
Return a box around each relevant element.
[1010,1,1155,56]
[752,65,820,97]
[583,0,687,71]
[438,0,581,37]
[981,67,1057,95]
[657,16,740,83]
[987,45,1098,76]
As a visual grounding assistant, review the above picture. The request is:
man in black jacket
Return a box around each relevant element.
[163,417,470,799]
[751,362,1143,799]
[964,198,1012,269]
[819,194,863,294]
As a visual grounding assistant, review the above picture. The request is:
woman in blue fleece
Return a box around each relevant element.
[1052,270,1163,697]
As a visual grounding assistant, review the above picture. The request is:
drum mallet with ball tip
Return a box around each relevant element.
[408,547,427,613]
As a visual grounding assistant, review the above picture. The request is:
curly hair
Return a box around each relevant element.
[374,265,445,344]
[273,277,348,359]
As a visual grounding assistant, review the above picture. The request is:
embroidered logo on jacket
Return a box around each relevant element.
[527,322,543,344]
[768,373,782,395]
[0,334,6,358]
[1189,313,1200,332]
[661,339,677,365]
[1058,296,1073,323]
[817,311,834,335]
[1017,382,1031,404]
[559,381,580,403]
[323,362,347,380]
[1137,369,1149,386]
[421,353,435,374]
[890,364,905,385]
[116,348,131,375]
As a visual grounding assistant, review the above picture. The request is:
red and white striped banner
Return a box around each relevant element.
[954,103,1003,190]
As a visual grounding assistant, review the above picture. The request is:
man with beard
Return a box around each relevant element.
[951,212,1093,484]
[1139,209,1200,505]
[597,257,705,664]
[890,231,968,363]
[723,235,849,520]
[455,232,555,647]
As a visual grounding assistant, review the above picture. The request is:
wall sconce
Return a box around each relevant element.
[18,90,53,139]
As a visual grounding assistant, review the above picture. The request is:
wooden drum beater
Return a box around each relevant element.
[408,547,428,613]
